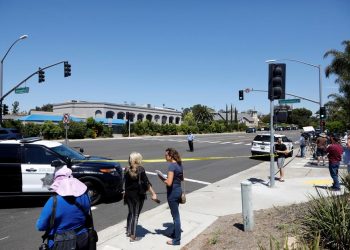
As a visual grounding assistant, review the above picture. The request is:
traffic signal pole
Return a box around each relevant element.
[269,100,275,188]
[0,61,69,125]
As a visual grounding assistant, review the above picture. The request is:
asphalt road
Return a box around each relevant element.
[0,131,300,250]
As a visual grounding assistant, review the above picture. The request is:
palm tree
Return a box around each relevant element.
[191,104,214,124]
[323,40,350,128]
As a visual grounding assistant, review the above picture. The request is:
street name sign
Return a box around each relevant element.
[278,99,300,104]
[15,87,29,94]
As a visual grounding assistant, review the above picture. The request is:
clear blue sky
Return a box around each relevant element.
[1,0,349,115]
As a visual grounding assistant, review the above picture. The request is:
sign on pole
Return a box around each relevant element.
[63,113,70,124]
[278,99,300,104]
[15,87,29,94]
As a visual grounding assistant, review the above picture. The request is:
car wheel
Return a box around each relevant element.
[84,181,102,205]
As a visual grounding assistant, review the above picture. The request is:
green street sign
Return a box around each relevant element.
[278,98,300,104]
[15,87,29,94]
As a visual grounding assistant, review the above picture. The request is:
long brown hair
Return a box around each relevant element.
[165,148,182,166]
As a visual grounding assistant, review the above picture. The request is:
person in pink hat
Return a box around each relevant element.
[36,166,91,249]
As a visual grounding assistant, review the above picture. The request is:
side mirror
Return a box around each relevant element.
[51,160,65,168]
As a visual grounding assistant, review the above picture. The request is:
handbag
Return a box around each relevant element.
[40,195,57,250]
[179,168,186,204]
[74,201,98,250]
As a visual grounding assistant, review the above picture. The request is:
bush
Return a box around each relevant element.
[41,121,62,140]
[299,188,350,249]
[22,123,42,137]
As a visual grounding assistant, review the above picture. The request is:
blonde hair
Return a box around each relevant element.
[128,152,143,178]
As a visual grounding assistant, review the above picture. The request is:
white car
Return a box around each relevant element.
[251,133,294,157]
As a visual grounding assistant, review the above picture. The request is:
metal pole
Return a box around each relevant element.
[241,180,254,231]
[318,65,323,132]
[270,100,275,187]
[0,62,3,126]
[128,120,131,138]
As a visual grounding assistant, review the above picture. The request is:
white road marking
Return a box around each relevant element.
[146,171,211,185]
[245,143,251,146]
[220,142,231,144]
[233,142,243,144]
[0,236,9,241]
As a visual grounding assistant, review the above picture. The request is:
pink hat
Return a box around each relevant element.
[50,166,87,197]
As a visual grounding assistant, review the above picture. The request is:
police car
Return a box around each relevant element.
[251,133,294,157]
[0,137,123,204]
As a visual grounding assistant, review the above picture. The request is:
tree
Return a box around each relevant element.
[35,104,53,112]
[191,104,214,124]
[324,40,350,129]
[12,101,19,114]
[289,108,313,128]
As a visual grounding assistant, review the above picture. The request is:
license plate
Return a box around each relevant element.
[260,146,265,150]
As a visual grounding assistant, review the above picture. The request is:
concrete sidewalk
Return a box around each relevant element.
[97,156,345,250]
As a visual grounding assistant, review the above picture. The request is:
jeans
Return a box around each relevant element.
[125,198,144,236]
[167,186,182,245]
[328,162,340,189]
[300,145,306,157]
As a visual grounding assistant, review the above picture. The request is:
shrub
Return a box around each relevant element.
[22,123,42,137]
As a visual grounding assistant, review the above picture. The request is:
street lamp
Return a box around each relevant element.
[266,58,323,132]
[0,34,28,125]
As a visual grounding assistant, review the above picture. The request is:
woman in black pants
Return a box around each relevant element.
[124,152,158,241]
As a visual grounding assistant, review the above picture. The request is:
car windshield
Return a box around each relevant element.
[51,144,86,160]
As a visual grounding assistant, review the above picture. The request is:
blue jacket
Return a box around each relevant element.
[36,193,90,248]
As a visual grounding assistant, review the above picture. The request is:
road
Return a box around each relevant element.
[0,131,300,250]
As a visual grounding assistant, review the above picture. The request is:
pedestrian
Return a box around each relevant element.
[343,137,350,174]
[274,138,288,182]
[299,132,306,158]
[158,148,184,245]
[326,134,344,191]
[316,132,328,166]
[36,166,90,250]
[124,152,158,242]
[187,131,194,152]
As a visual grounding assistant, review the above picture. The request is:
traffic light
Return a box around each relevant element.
[320,106,326,119]
[64,61,71,77]
[239,90,244,100]
[38,68,45,83]
[268,63,286,100]
[2,104,9,115]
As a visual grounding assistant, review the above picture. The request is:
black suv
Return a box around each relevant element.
[0,128,22,140]
[0,138,123,204]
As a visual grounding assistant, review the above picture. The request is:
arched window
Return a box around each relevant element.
[162,116,167,124]
[95,110,102,118]
[169,116,174,124]
[137,114,144,121]
[146,114,152,122]
[106,111,115,119]
[175,117,181,124]
[117,112,125,119]
[154,115,160,122]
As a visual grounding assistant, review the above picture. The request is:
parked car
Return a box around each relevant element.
[246,127,256,133]
[251,133,294,157]
[0,128,23,140]
[0,137,123,204]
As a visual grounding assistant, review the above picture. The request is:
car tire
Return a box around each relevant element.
[83,180,102,205]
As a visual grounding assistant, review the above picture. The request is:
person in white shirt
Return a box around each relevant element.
[187,132,194,152]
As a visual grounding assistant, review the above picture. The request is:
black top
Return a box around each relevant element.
[275,143,287,158]
[124,166,151,203]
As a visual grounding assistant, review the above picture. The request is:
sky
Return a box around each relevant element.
[0,0,349,115]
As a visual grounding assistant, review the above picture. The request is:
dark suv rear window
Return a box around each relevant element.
[253,135,271,142]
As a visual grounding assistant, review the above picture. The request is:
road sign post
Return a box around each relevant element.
[63,113,70,144]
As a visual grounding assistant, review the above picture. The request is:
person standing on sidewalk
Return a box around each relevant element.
[159,148,184,246]
[316,133,328,166]
[299,133,306,158]
[274,138,288,182]
[187,131,194,152]
[124,152,158,242]
[343,137,350,174]
[326,135,343,191]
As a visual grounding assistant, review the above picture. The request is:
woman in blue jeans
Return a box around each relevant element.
[159,148,184,245]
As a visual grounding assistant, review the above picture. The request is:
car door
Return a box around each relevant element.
[0,144,22,192]
[21,145,61,192]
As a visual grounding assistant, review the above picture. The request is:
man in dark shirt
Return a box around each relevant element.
[274,138,288,182]
[326,135,343,191]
